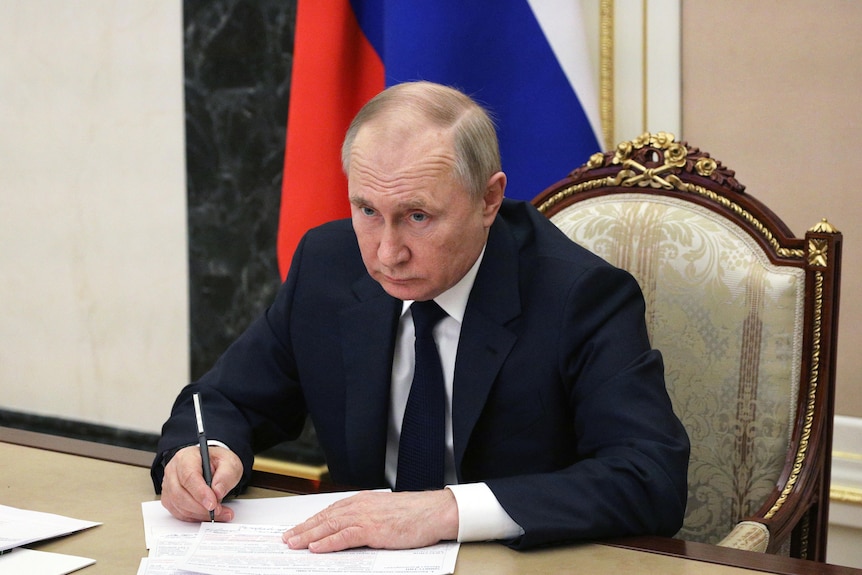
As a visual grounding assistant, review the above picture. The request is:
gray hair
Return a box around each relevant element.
[341,81,501,199]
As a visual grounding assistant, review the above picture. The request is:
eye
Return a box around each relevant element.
[360,206,376,217]
[409,212,428,223]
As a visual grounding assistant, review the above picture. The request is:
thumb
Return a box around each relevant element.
[210,448,243,500]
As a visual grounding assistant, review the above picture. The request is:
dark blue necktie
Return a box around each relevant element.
[395,300,448,491]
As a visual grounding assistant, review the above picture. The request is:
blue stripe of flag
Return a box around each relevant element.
[350,0,601,200]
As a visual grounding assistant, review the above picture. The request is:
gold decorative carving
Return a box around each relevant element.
[586,152,605,171]
[539,133,805,259]
[576,132,743,190]
[695,157,717,177]
[810,218,839,234]
[808,239,829,268]
[764,272,823,520]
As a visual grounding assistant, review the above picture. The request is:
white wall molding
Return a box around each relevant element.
[831,415,862,519]
[605,0,681,147]
[828,415,862,567]
[580,0,681,150]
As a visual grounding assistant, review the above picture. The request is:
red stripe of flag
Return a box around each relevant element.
[277,0,384,278]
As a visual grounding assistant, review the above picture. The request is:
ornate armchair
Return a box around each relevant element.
[532,133,842,561]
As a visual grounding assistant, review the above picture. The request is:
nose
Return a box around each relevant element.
[378,223,409,268]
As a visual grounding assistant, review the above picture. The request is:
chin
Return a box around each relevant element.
[379,282,431,302]
[383,286,424,301]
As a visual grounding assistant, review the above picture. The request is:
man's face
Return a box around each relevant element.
[348,121,501,302]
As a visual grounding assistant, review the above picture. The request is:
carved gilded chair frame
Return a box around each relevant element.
[532,133,842,561]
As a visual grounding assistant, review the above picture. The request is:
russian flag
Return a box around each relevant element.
[278,0,603,277]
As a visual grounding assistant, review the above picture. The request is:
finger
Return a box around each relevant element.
[306,528,364,553]
[162,447,228,522]
[160,474,205,522]
[284,518,357,552]
[208,447,243,502]
[178,453,219,511]
[163,471,235,522]
[162,480,211,521]
[282,512,329,548]
[162,489,235,522]
[285,490,459,552]
[282,493,387,552]
[161,457,199,520]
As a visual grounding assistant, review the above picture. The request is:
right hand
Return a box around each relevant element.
[159,445,243,522]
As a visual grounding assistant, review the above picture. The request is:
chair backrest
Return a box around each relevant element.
[532,133,842,561]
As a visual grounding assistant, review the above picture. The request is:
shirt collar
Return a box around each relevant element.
[400,245,486,324]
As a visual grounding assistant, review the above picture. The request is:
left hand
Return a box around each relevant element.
[282,489,459,552]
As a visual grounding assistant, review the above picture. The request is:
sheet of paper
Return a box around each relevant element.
[0,504,101,552]
[141,491,364,549]
[150,532,198,558]
[141,492,460,575]
[136,557,195,575]
[0,547,95,575]
[136,532,196,575]
[177,523,459,575]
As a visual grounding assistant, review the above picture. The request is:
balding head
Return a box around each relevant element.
[342,81,501,200]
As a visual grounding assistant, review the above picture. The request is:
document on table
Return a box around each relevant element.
[0,548,95,575]
[141,490,367,549]
[0,504,101,552]
[140,492,460,575]
[178,523,459,575]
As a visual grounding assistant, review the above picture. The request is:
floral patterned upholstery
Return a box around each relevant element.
[550,194,804,545]
[532,133,843,561]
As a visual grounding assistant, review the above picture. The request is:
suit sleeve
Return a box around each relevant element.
[486,265,690,549]
[150,235,310,494]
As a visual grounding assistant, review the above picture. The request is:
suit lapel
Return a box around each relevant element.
[340,274,401,487]
[452,217,522,478]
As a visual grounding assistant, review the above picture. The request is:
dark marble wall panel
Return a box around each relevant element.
[184,0,322,464]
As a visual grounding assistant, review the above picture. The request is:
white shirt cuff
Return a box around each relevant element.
[447,482,524,542]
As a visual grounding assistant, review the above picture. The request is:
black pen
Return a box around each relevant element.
[192,392,215,522]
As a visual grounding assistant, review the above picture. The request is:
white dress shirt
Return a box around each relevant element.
[384,247,524,542]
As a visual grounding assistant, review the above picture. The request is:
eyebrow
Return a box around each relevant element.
[349,194,431,212]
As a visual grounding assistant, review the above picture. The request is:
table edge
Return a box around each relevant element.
[4,427,859,574]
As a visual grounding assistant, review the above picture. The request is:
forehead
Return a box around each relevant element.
[349,121,458,187]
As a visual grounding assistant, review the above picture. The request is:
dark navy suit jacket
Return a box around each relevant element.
[153,199,689,549]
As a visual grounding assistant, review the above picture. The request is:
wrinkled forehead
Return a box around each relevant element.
[351,116,456,169]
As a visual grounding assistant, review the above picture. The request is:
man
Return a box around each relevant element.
[152,81,689,552]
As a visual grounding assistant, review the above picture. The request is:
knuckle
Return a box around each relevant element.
[323,516,344,533]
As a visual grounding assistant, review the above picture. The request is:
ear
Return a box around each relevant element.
[481,171,506,226]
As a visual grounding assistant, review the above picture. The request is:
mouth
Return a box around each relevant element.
[375,273,434,301]
[380,273,413,285]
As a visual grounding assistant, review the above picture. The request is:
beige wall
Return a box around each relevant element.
[1,1,857,427]
[0,1,189,432]
[681,1,862,417]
